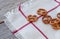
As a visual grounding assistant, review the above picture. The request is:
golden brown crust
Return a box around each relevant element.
[27,15,38,22]
[52,22,60,30]
[37,8,47,16]
[42,15,52,24]
[50,18,59,26]
[50,18,60,30]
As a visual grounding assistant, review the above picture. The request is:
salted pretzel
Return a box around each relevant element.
[27,15,38,22]
[37,8,48,16]
[42,15,52,24]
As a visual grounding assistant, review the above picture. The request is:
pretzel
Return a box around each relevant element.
[50,18,59,26]
[37,8,48,16]
[27,15,38,22]
[42,15,52,24]
[49,18,60,30]
[52,22,60,30]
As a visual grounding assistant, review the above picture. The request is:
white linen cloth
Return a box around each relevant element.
[4,0,60,39]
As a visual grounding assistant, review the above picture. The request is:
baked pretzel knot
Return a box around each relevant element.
[27,15,38,22]
[42,15,52,24]
[37,8,48,16]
